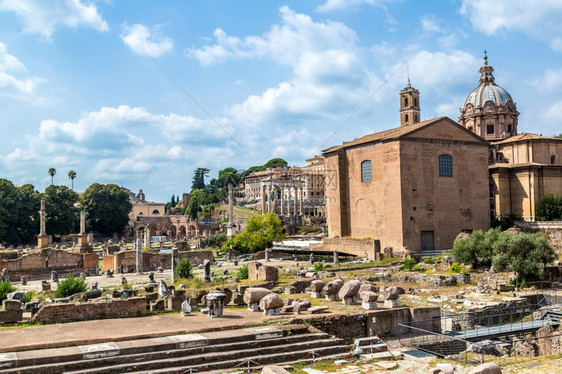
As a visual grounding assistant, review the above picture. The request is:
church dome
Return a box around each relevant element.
[462,55,514,109]
[464,84,513,108]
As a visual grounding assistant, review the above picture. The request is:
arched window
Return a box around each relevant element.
[405,114,409,123]
[361,160,372,182]
[414,114,418,122]
[439,155,453,177]
[414,97,418,106]
[152,209,160,215]
[404,97,408,106]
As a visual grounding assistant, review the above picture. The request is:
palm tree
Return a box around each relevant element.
[68,170,76,190]
[48,168,56,185]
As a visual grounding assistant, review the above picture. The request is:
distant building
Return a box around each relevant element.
[122,188,166,222]
[458,56,562,220]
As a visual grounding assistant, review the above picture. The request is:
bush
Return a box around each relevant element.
[23,290,35,303]
[237,264,249,280]
[400,256,418,271]
[536,194,562,221]
[491,231,556,283]
[54,274,87,298]
[176,258,194,279]
[448,262,468,274]
[0,281,16,302]
[452,228,498,268]
[491,212,523,230]
[424,258,436,265]
[204,233,227,248]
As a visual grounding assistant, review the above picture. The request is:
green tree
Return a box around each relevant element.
[491,212,523,230]
[204,232,227,248]
[452,228,499,268]
[536,194,562,221]
[216,167,241,188]
[81,183,132,235]
[48,168,56,185]
[554,134,562,138]
[43,185,79,236]
[0,281,16,302]
[176,258,194,279]
[222,212,285,253]
[0,180,40,245]
[492,231,556,282]
[263,158,288,170]
[191,168,210,191]
[68,170,76,191]
[185,189,204,220]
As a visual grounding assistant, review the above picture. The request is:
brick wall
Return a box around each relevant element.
[31,297,147,323]
[319,238,377,260]
[103,250,214,273]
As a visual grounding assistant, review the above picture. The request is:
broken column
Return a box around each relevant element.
[37,200,49,248]
[360,291,379,310]
[382,286,401,308]
[206,292,226,318]
[136,234,143,275]
[259,293,284,316]
[339,280,361,305]
[309,279,325,298]
[243,287,271,312]
[322,278,344,301]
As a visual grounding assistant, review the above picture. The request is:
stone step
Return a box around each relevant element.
[124,344,351,374]
[0,326,313,374]
[64,338,347,374]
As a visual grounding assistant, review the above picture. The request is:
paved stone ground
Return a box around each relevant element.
[0,306,344,353]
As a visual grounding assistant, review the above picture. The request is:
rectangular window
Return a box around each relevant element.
[487,125,494,135]
[361,160,372,182]
[439,155,453,177]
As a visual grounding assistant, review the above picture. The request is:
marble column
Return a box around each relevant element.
[261,184,266,214]
[280,186,284,215]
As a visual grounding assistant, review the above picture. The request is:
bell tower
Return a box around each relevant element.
[400,79,420,126]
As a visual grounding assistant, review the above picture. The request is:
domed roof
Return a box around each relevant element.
[462,56,514,108]
[464,84,513,108]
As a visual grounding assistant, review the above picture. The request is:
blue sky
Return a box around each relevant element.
[1,0,562,202]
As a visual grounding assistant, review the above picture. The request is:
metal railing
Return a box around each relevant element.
[398,323,471,359]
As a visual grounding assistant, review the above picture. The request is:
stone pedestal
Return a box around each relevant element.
[72,234,93,253]
[384,299,400,308]
[310,291,323,298]
[206,292,226,318]
[361,301,378,310]
[37,235,49,248]
[342,296,358,305]
[248,303,261,312]
[264,308,280,316]
[325,293,339,301]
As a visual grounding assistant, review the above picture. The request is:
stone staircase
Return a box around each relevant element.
[0,325,351,374]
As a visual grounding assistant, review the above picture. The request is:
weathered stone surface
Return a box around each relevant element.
[248,262,261,280]
[360,284,378,293]
[429,364,454,374]
[261,365,290,374]
[382,286,402,300]
[322,278,344,295]
[360,291,378,302]
[7,291,27,301]
[468,363,502,374]
[259,294,284,310]
[338,280,361,299]
[293,300,311,314]
[510,340,537,357]
[536,325,554,356]
[2,299,21,311]
[257,265,279,282]
[310,279,325,292]
[243,287,271,305]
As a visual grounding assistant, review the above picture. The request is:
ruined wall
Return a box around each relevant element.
[319,237,377,260]
[103,250,214,273]
[0,249,98,281]
[307,313,368,340]
[31,297,147,323]
[516,221,562,253]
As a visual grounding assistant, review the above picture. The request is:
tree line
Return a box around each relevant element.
[0,179,131,245]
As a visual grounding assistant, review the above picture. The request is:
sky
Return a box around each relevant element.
[1,0,562,202]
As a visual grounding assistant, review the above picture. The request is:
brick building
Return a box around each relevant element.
[322,114,490,254]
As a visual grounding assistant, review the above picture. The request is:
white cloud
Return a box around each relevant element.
[530,68,562,92]
[0,0,108,39]
[460,0,562,51]
[420,15,442,33]
[0,42,43,99]
[543,100,562,121]
[316,0,378,12]
[121,24,173,57]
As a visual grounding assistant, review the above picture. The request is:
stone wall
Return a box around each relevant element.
[31,297,147,323]
[516,221,562,253]
[307,313,368,340]
[0,249,98,281]
[103,250,214,273]
[318,238,377,260]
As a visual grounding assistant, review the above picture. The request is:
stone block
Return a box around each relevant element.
[257,266,279,282]
[150,299,165,312]
[248,262,261,280]
[243,287,271,305]
[259,294,283,311]
[468,363,502,374]
[0,310,22,323]
[2,299,21,311]
[165,295,184,311]
[383,299,400,308]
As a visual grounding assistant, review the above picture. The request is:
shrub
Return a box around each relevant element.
[23,290,35,303]
[448,262,467,274]
[536,194,562,221]
[0,281,16,302]
[313,262,326,272]
[452,228,498,268]
[491,212,524,230]
[424,258,436,265]
[54,274,87,298]
[204,233,227,248]
[176,258,194,279]
[400,256,418,271]
[237,264,249,280]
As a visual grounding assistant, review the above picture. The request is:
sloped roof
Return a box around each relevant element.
[322,116,485,154]
[492,133,562,145]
